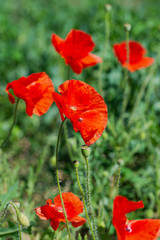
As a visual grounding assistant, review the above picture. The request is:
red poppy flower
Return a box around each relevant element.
[113,41,154,72]
[112,195,160,240]
[51,29,102,74]
[52,79,108,145]
[6,72,54,117]
[35,192,86,231]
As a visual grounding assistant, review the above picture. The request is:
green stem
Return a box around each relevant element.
[63,65,74,162]
[128,64,156,125]
[121,30,130,116]
[0,228,22,236]
[55,118,73,240]
[75,167,96,240]
[0,98,20,148]
[9,202,22,240]
[67,65,71,80]
[116,165,121,196]
[85,157,98,240]
[0,202,10,225]
[98,8,111,97]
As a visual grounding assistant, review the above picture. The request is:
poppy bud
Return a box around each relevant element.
[124,23,132,32]
[81,145,90,158]
[105,3,112,11]
[13,201,20,208]
[73,160,80,169]
[18,212,30,227]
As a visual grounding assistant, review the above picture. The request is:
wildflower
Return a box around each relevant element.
[52,79,108,145]
[113,41,154,72]
[35,192,86,231]
[51,29,102,74]
[112,195,160,240]
[6,72,54,117]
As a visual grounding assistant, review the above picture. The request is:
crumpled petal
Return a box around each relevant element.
[113,40,154,72]
[52,80,108,145]
[51,29,101,74]
[125,219,160,240]
[6,72,55,117]
[54,192,84,219]
[112,196,160,240]
[71,216,86,228]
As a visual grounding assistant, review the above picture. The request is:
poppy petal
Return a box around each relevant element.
[51,33,64,55]
[50,219,60,231]
[51,29,101,74]
[125,219,160,240]
[54,192,84,219]
[113,40,154,72]
[6,72,55,117]
[71,216,86,228]
[62,29,95,61]
[34,205,56,220]
[123,57,155,72]
[53,80,108,145]
[80,53,102,69]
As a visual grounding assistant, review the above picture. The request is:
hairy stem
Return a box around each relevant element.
[85,157,98,240]
[55,118,73,240]
[75,167,96,240]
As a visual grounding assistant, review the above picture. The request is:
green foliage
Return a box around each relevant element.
[0,0,160,239]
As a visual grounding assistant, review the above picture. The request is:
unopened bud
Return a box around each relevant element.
[13,201,20,208]
[73,160,79,169]
[118,159,124,166]
[18,212,30,227]
[81,145,90,158]
[124,23,132,32]
[105,3,112,11]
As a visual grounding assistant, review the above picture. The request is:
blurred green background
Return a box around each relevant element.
[0,0,160,239]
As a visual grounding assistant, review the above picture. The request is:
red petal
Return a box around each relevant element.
[54,80,108,145]
[80,53,102,68]
[62,29,95,61]
[71,216,86,228]
[54,192,84,219]
[114,41,146,65]
[123,57,155,72]
[34,205,56,220]
[50,219,60,231]
[125,219,160,240]
[51,33,64,55]
[6,72,55,117]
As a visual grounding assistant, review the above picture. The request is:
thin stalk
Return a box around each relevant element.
[98,8,111,97]
[9,201,22,240]
[85,157,98,240]
[55,118,73,240]
[75,167,96,240]
[0,228,22,236]
[63,65,74,162]
[115,165,121,196]
[51,230,55,240]
[128,64,156,125]
[121,30,130,115]
[0,98,20,148]
[0,202,10,225]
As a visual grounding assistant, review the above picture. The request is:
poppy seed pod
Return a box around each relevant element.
[81,145,91,158]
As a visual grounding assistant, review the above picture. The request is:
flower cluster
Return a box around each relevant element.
[3,27,159,238]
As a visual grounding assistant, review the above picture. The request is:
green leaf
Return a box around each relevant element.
[0,182,19,212]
